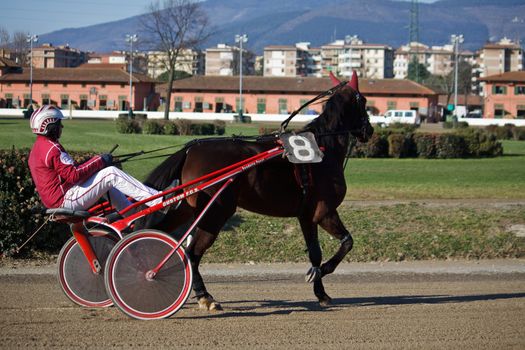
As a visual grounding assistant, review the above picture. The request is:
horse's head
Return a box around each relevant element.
[329,71,374,142]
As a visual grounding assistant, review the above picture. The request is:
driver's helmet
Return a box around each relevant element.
[30,105,64,135]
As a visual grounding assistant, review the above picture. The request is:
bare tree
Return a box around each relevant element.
[11,31,30,65]
[142,0,210,119]
[0,26,10,50]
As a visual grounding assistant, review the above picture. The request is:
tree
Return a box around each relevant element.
[0,26,9,50]
[141,0,210,119]
[157,70,191,82]
[407,56,430,83]
[11,31,30,65]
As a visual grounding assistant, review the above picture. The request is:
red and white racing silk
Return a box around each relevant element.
[28,135,105,208]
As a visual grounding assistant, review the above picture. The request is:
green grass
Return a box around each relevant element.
[204,203,524,263]
[2,118,525,199]
[2,118,524,262]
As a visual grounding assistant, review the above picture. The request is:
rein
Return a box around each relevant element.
[279,80,348,133]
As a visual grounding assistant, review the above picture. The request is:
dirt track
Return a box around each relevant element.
[1,260,524,349]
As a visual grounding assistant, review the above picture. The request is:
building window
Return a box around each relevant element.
[278,98,287,114]
[101,83,106,88]
[99,95,107,110]
[120,84,125,88]
[42,94,50,105]
[80,95,88,110]
[515,86,525,95]
[299,99,309,115]
[257,98,266,114]
[60,94,69,109]
[194,97,203,112]
[43,82,48,87]
[387,101,397,110]
[174,96,183,112]
[492,85,507,95]
[235,97,246,113]
[62,83,68,87]
[517,105,525,119]
[82,83,86,88]
[494,104,505,118]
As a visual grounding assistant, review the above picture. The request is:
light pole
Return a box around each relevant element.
[26,34,38,107]
[235,34,248,118]
[451,34,464,118]
[125,34,138,117]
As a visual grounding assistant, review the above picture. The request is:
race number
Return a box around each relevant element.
[280,132,323,164]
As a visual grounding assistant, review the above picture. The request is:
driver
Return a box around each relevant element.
[28,105,162,212]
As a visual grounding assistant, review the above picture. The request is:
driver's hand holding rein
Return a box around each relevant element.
[28,105,161,212]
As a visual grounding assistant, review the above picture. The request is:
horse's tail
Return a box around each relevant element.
[144,146,190,190]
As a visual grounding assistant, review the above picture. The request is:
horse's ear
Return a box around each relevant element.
[329,71,341,86]
[349,70,359,91]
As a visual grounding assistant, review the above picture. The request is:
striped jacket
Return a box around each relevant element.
[28,135,105,208]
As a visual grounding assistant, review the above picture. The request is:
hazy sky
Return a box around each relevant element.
[1,0,439,36]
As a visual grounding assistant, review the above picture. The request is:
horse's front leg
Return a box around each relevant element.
[298,216,332,306]
[318,210,353,277]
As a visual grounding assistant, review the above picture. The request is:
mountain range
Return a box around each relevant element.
[37,0,525,53]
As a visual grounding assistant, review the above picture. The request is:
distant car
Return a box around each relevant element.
[465,112,482,118]
[378,110,421,127]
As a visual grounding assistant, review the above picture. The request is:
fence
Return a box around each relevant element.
[1,108,525,126]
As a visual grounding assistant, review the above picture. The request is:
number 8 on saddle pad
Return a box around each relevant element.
[280,132,324,164]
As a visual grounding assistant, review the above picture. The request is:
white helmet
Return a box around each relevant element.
[30,105,64,135]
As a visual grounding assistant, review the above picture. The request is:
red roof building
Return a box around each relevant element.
[160,76,438,117]
[0,67,159,111]
[479,71,525,119]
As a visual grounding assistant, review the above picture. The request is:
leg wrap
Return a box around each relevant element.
[340,233,353,250]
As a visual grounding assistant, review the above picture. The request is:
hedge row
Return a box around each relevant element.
[351,129,502,158]
[0,148,96,256]
[116,117,226,136]
[484,124,525,141]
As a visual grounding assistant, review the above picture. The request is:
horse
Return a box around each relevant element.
[143,72,373,310]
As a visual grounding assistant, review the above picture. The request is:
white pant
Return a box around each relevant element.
[62,166,161,211]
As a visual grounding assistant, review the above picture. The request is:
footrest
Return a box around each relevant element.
[45,208,91,219]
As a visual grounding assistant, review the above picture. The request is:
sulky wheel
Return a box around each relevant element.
[104,229,193,320]
[57,229,118,307]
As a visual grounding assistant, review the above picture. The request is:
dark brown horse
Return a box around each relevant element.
[144,73,373,310]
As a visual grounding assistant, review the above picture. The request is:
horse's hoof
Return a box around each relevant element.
[305,266,322,283]
[319,296,332,307]
[197,295,223,311]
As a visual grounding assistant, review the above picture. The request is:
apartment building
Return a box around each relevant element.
[478,38,523,78]
[321,36,394,79]
[86,51,148,75]
[263,45,298,77]
[263,43,322,78]
[205,44,235,76]
[394,42,474,79]
[147,49,204,78]
[30,43,88,69]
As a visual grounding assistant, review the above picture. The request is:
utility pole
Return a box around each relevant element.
[26,34,38,106]
[409,0,420,82]
[126,34,138,117]
[235,34,248,119]
[451,34,464,119]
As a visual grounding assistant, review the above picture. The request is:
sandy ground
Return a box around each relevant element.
[0,260,524,349]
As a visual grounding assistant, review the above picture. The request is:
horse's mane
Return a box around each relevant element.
[302,90,349,152]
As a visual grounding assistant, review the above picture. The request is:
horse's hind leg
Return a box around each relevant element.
[185,190,237,311]
[298,216,332,306]
[185,227,223,311]
[318,210,353,277]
